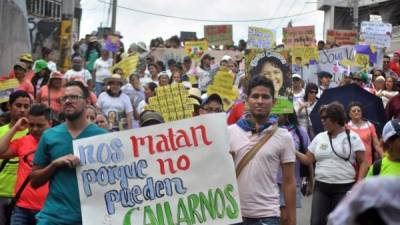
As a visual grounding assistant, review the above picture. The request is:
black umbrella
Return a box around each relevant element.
[310,84,387,135]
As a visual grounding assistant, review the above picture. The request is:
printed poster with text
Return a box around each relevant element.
[73,113,242,225]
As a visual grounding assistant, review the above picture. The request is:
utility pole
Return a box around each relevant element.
[60,0,75,72]
[353,0,359,35]
[111,0,117,33]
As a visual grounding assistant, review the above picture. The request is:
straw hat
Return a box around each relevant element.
[104,74,127,85]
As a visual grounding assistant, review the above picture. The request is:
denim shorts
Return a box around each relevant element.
[10,206,38,225]
[233,217,280,225]
[279,185,302,208]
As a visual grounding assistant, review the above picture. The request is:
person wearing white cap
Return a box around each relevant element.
[292,74,304,104]
[365,118,400,177]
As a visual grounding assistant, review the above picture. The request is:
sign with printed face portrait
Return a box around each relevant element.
[245,49,293,114]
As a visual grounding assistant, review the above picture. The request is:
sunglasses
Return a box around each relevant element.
[352,78,362,82]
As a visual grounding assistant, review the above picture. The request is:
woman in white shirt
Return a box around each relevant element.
[380,76,398,107]
[93,49,113,96]
[97,74,133,131]
[296,102,368,225]
[294,83,318,139]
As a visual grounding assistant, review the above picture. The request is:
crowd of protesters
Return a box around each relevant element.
[0,30,399,225]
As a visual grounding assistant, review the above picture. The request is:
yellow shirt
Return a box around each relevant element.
[0,124,28,197]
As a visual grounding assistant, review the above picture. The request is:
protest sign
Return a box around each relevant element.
[247,27,275,49]
[326,29,357,46]
[359,21,392,48]
[105,35,121,53]
[204,25,233,46]
[207,68,239,111]
[184,40,208,62]
[290,47,319,65]
[145,83,194,122]
[149,48,243,68]
[0,79,18,103]
[245,49,292,114]
[180,31,197,42]
[283,26,315,47]
[316,45,355,86]
[109,54,139,78]
[74,113,242,225]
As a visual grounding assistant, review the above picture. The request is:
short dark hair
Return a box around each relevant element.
[384,55,390,60]
[167,59,176,67]
[347,101,363,118]
[303,82,319,101]
[246,75,275,98]
[64,81,89,98]
[29,104,51,120]
[9,90,31,106]
[319,101,346,126]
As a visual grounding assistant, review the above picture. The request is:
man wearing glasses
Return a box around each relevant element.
[199,93,224,114]
[383,55,398,78]
[0,104,52,225]
[31,81,107,225]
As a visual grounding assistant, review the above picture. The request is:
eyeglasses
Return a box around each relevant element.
[351,109,361,113]
[58,95,85,103]
[383,61,390,64]
[352,78,362,82]
[309,91,318,94]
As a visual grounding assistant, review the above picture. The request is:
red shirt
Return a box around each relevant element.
[10,134,49,211]
[389,60,400,76]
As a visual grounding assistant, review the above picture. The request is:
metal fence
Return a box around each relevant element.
[27,0,62,20]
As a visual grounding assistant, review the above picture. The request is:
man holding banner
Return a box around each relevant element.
[30,81,107,225]
[229,76,296,225]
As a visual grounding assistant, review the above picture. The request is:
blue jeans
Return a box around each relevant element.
[10,206,38,225]
[95,82,104,97]
[233,217,280,225]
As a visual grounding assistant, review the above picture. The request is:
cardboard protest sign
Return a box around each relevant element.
[184,41,208,62]
[290,47,319,65]
[326,29,357,46]
[109,54,139,78]
[204,25,233,46]
[359,21,392,48]
[74,113,242,225]
[144,83,194,122]
[0,79,19,103]
[283,26,315,47]
[245,49,293,114]
[149,48,243,68]
[207,68,239,111]
[105,35,121,53]
[247,27,275,49]
[180,31,197,42]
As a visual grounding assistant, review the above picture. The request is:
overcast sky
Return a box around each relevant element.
[80,0,325,47]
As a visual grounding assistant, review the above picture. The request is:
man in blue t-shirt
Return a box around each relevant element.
[31,81,107,225]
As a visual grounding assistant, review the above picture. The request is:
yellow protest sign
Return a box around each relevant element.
[207,68,238,111]
[0,79,19,103]
[184,40,208,62]
[355,54,370,67]
[109,53,139,78]
[290,47,319,65]
[144,83,194,122]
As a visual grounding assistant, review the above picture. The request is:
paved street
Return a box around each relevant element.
[298,195,312,225]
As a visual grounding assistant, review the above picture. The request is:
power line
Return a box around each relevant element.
[97,0,320,23]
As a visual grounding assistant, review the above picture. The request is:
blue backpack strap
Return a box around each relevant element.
[372,159,382,176]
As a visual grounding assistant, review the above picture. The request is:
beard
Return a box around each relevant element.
[65,108,85,121]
